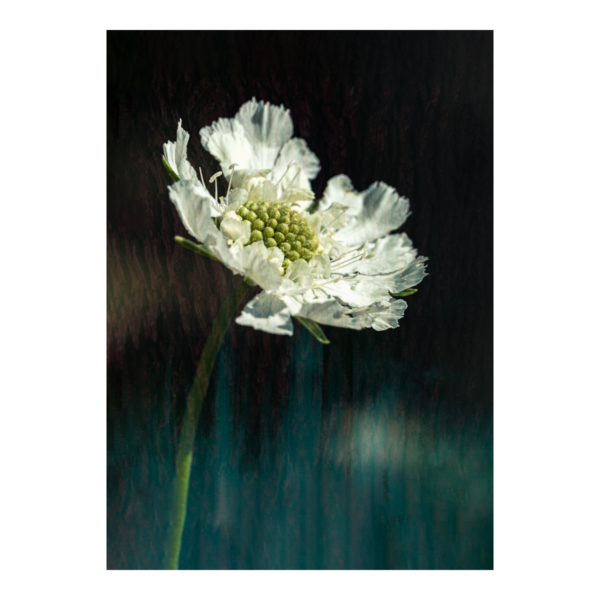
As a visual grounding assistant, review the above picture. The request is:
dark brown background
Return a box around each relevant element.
[107,31,492,569]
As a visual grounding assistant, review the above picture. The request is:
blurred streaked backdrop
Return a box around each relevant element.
[107,31,493,569]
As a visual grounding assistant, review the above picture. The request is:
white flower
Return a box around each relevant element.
[163,98,428,337]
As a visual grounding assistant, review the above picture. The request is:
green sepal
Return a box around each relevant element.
[390,288,418,298]
[162,157,180,182]
[174,236,221,263]
[294,316,330,344]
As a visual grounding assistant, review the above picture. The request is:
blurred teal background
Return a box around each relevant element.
[107,31,493,569]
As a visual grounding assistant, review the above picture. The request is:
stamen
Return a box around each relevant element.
[209,171,222,203]
[275,160,297,187]
[331,252,367,273]
[311,273,358,289]
[283,165,302,191]
[198,167,206,188]
[324,206,351,231]
[330,243,367,265]
[226,163,238,204]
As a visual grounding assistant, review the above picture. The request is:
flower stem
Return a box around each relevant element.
[163,278,250,570]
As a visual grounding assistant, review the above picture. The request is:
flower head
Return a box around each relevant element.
[163,98,427,336]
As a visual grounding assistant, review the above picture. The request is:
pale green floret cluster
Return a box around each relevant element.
[236,199,322,271]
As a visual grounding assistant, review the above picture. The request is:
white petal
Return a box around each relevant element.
[319,276,392,307]
[236,291,294,336]
[331,233,418,276]
[318,175,410,246]
[374,256,429,293]
[230,168,271,188]
[297,299,372,331]
[225,188,248,212]
[200,118,253,173]
[270,138,321,192]
[168,180,241,272]
[266,245,285,267]
[237,242,284,292]
[308,254,331,279]
[167,179,217,242]
[234,98,294,169]
[286,259,314,288]
[163,120,199,183]
[220,217,251,245]
[368,299,408,331]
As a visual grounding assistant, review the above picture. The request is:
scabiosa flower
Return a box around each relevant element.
[163,98,427,337]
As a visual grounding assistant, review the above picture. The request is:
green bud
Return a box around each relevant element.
[246,201,258,212]
[278,214,291,225]
[274,232,285,244]
[289,224,300,235]
[263,226,275,238]
[287,251,300,262]
[291,241,303,253]
[252,219,265,231]
[279,242,291,253]
[258,210,269,222]
[310,237,319,251]
[282,258,292,270]
[271,202,282,210]
[302,239,312,249]
[247,211,257,221]
[238,206,249,218]
[296,235,306,245]
[290,213,300,224]
[276,223,289,234]
[243,219,252,227]
[264,238,277,248]
[268,208,281,220]
[267,218,278,229]
[299,218,308,227]
[300,249,313,261]
[250,230,263,243]
[285,232,296,243]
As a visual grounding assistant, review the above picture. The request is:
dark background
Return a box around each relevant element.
[107,31,492,569]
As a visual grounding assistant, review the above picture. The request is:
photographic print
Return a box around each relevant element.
[107,30,493,570]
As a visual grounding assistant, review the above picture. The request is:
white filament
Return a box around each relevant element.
[209,171,222,203]
[283,165,302,191]
[226,163,238,204]
[275,160,297,187]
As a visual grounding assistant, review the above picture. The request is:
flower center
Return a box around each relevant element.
[235,199,322,270]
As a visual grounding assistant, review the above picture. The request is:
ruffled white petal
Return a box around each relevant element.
[367,299,408,331]
[236,291,294,336]
[331,233,418,276]
[237,242,284,292]
[318,175,410,246]
[285,259,315,288]
[296,299,371,330]
[220,217,251,246]
[163,120,199,183]
[200,118,253,174]
[270,138,321,192]
[234,98,293,170]
[230,168,271,189]
[318,277,392,307]
[167,179,216,241]
[168,180,239,271]
[372,256,429,294]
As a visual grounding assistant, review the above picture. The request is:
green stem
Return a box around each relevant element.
[163,278,250,569]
